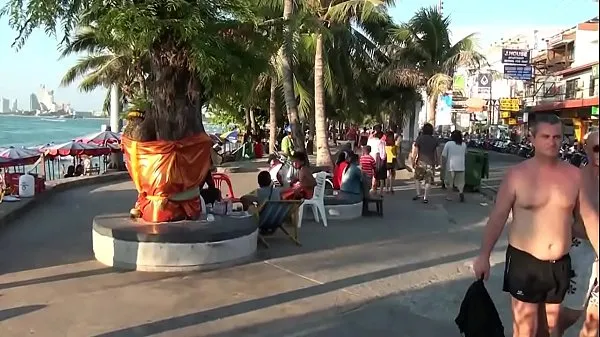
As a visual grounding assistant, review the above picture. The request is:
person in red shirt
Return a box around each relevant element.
[332,151,349,190]
[359,146,376,193]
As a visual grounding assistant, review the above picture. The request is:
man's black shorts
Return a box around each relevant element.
[503,245,571,304]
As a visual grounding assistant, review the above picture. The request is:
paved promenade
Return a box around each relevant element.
[0,152,583,337]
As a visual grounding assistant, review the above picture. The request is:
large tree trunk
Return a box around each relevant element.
[314,33,333,168]
[122,38,211,223]
[428,95,437,126]
[250,107,257,133]
[278,0,305,152]
[269,77,277,154]
[244,106,251,135]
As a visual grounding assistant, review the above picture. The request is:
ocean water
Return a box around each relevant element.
[0,115,223,148]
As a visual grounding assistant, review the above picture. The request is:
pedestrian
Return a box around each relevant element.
[280,127,295,159]
[367,125,386,196]
[359,146,376,194]
[384,130,397,194]
[553,131,599,337]
[441,130,466,202]
[410,123,437,203]
[472,115,599,337]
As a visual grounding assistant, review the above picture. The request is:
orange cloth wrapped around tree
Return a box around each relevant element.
[121,133,213,222]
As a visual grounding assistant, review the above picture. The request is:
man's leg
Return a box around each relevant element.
[512,298,541,337]
[543,303,561,336]
[550,307,583,337]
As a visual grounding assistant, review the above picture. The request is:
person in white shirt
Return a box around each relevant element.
[366,125,386,195]
[441,130,467,202]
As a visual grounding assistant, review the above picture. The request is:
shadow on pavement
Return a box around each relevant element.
[0,182,137,275]
[202,264,510,337]
[92,247,488,337]
[0,304,46,322]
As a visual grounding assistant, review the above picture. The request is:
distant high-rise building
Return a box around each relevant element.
[37,85,58,112]
[29,93,40,111]
[11,99,18,112]
[1,98,10,113]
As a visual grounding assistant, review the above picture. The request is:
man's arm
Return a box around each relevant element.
[578,179,599,257]
[410,142,418,166]
[480,168,517,257]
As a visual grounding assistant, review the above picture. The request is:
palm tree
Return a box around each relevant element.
[59,25,150,112]
[303,0,394,167]
[379,7,486,126]
[279,0,306,151]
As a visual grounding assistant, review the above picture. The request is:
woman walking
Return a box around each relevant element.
[384,130,398,194]
[441,130,467,202]
[411,123,437,203]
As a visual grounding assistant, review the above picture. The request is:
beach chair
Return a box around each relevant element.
[256,200,302,248]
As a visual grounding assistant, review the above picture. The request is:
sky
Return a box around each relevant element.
[0,0,598,112]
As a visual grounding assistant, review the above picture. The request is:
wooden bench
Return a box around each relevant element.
[362,195,383,217]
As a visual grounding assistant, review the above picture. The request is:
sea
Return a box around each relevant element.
[0,115,224,148]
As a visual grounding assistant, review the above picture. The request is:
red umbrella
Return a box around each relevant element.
[75,130,121,144]
[106,142,122,153]
[44,141,111,157]
[0,146,41,166]
[0,157,13,168]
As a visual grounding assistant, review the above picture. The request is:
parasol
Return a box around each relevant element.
[44,141,111,157]
[220,130,239,143]
[0,146,41,166]
[0,157,14,168]
[75,130,121,144]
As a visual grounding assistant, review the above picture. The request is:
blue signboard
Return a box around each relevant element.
[504,65,533,81]
[501,49,530,65]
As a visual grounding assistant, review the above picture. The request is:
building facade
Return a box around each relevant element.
[526,17,599,141]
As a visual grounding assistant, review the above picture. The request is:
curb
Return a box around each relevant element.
[0,172,131,231]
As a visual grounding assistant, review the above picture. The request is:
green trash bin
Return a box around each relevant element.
[465,150,489,192]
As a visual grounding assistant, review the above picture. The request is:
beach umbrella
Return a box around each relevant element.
[0,146,41,160]
[220,130,239,143]
[0,146,41,166]
[0,157,13,168]
[44,141,111,157]
[106,142,122,152]
[75,130,121,144]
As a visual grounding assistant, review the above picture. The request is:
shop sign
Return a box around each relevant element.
[508,118,518,125]
[501,49,530,65]
[499,98,520,112]
[501,111,512,118]
[592,106,599,116]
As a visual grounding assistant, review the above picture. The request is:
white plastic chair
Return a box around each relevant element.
[297,171,328,228]
[312,172,334,189]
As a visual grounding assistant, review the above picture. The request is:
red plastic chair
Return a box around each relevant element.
[212,173,239,202]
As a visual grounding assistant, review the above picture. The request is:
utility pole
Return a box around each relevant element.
[438,0,444,14]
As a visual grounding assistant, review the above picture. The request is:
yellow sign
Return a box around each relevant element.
[501,111,511,118]
[508,118,518,125]
[499,98,520,112]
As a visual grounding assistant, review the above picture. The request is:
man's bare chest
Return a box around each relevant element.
[515,173,578,210]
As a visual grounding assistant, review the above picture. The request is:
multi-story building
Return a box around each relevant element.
[1,98,10,113]
[29,93,40,111]
[526,17,599,141]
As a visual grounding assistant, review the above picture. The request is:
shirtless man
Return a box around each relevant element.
[575,131,599,337]
[472,114,599,337]
[552,131,599,337]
